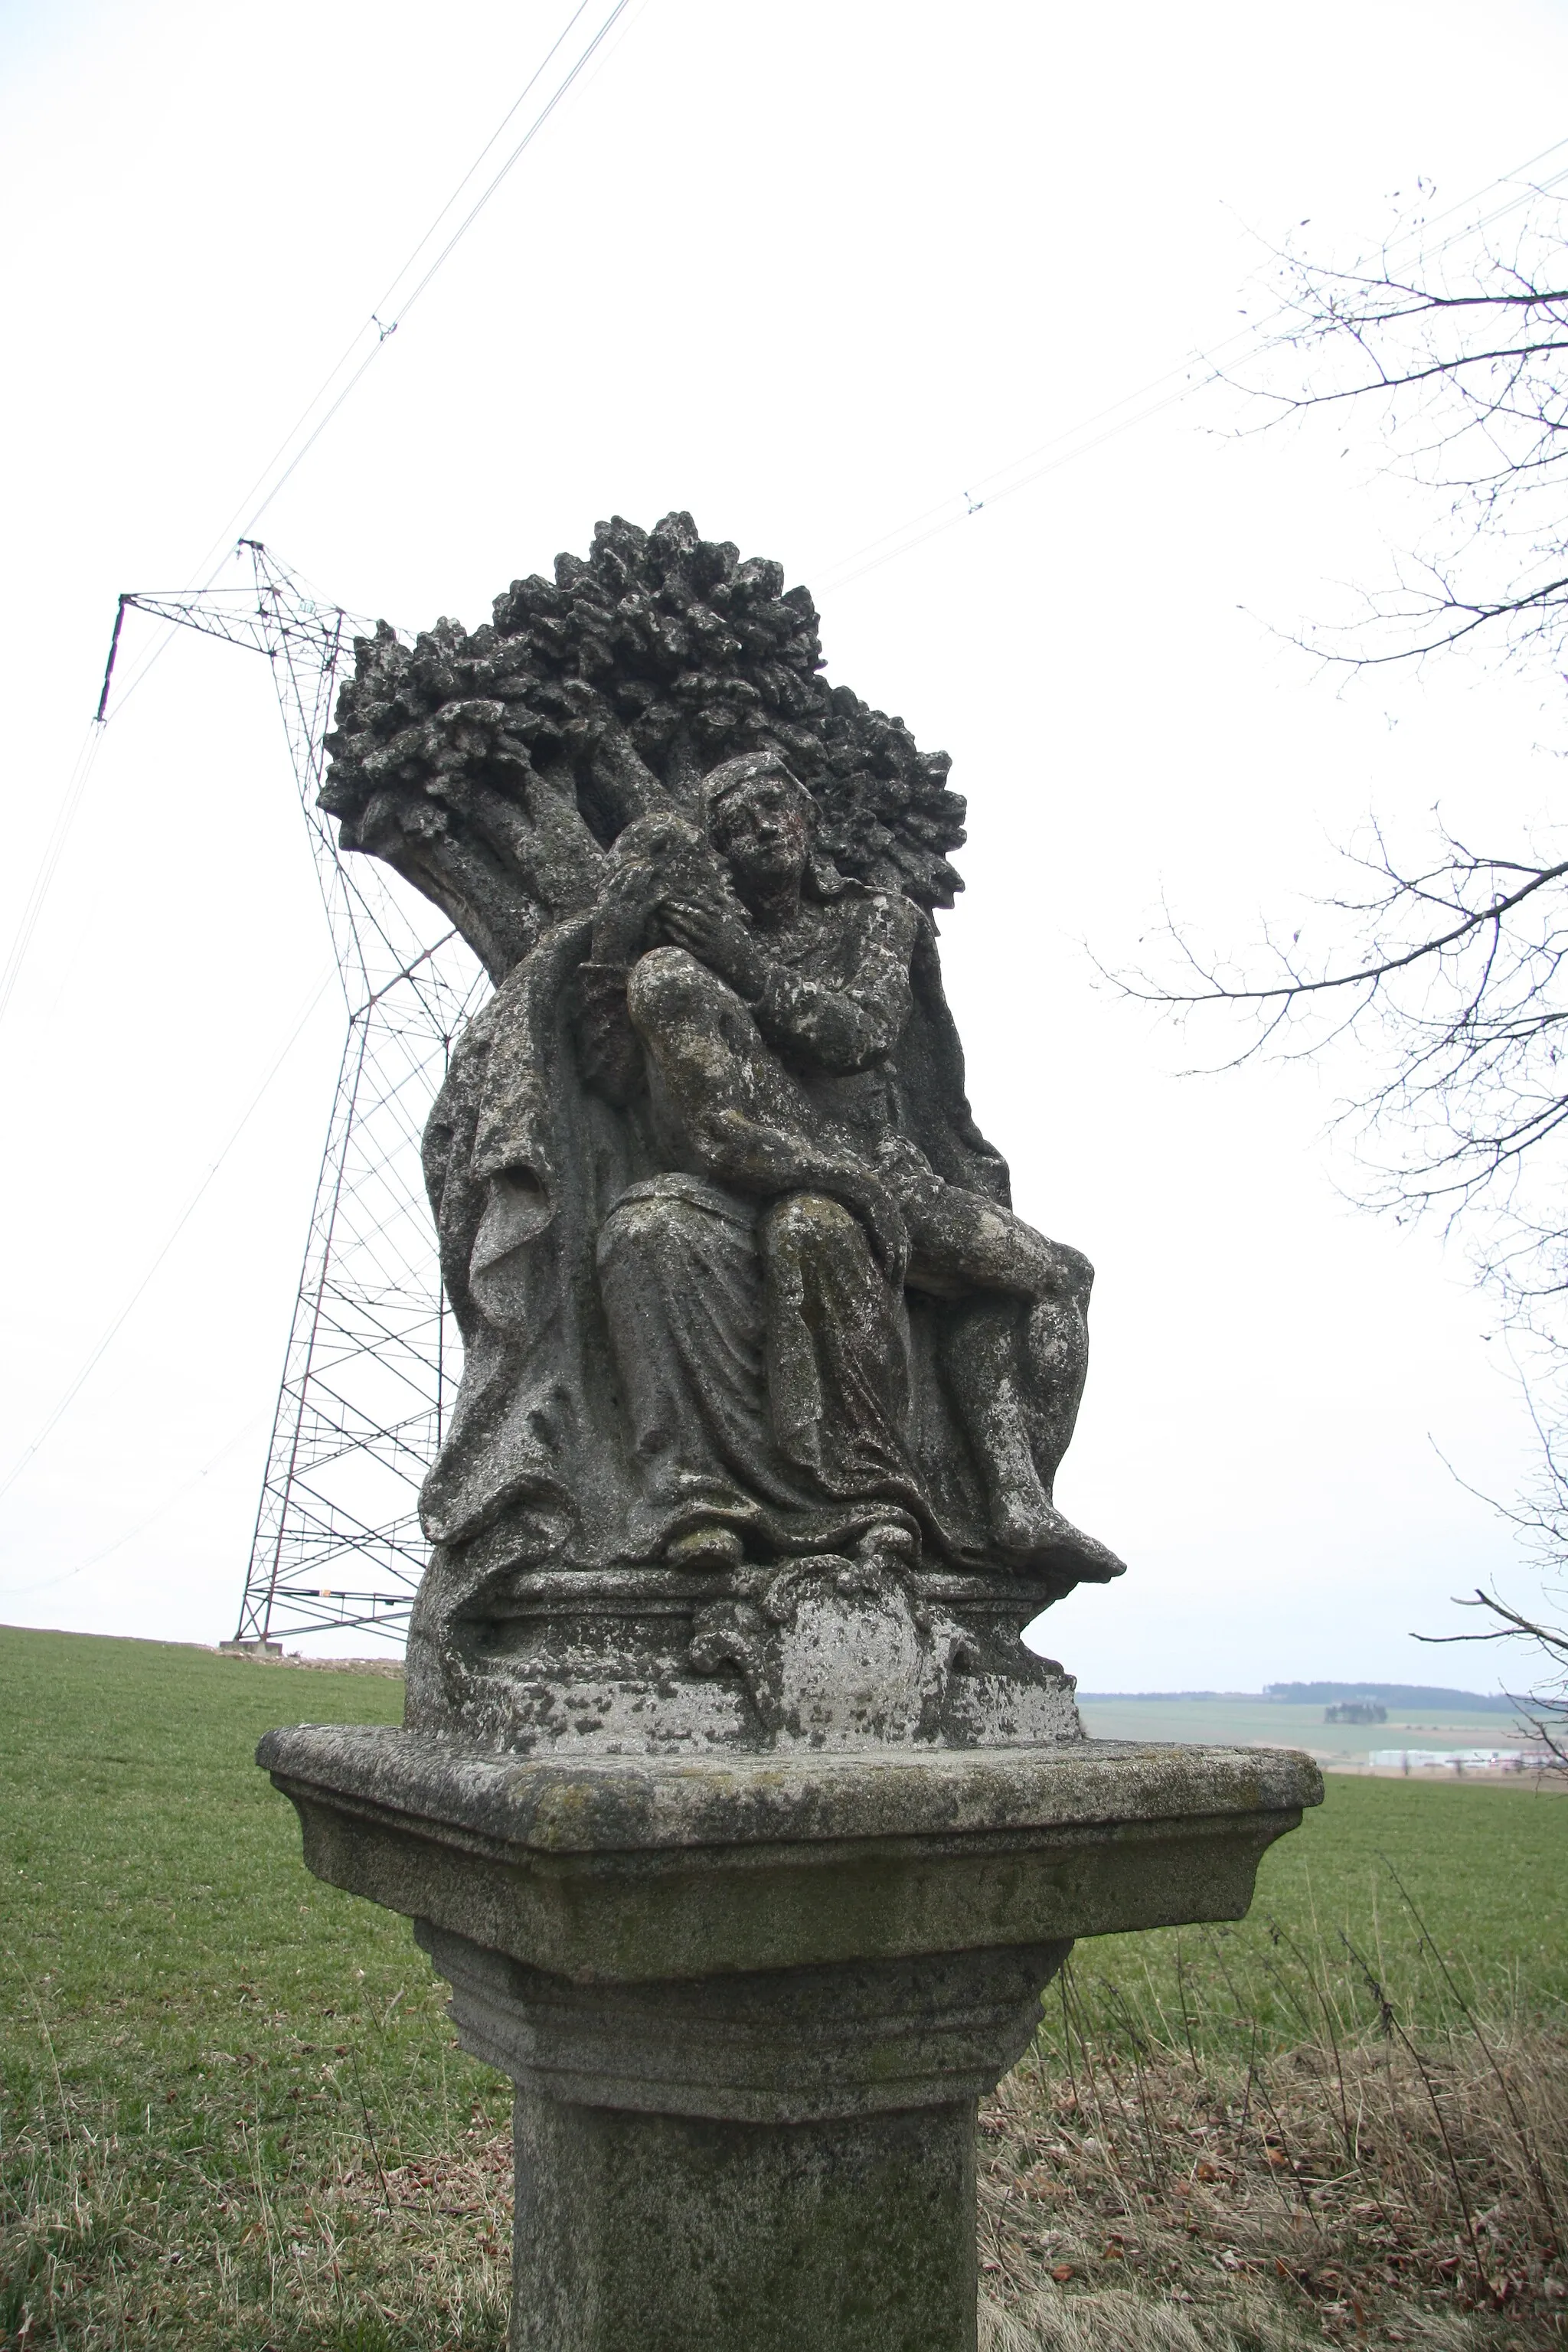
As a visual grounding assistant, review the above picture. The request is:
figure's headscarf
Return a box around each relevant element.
[699,750,814,832]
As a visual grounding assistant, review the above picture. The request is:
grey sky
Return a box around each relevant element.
[3,0,1563,1684]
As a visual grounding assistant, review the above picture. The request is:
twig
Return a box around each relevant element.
[345,2047,394,2216]
[1378,1853,1560,2249]
[1,1942,72,2150]
[1100,1981,1165,2190]
[1056,1968,1080,2112]
[1340,1932,1491,2305]
[1174,1936,1200,2075]
[1246,2068,1326,2236]
[1266,1915,1356,2161]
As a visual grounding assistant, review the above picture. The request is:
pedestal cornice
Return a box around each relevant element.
[257,1726,1321,1985]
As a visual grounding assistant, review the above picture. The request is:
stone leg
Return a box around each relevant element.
[419,1925,1073,2352]
[596,1181,778,1544]
[760,1190,915,1499]
[941,1295,1089,1554]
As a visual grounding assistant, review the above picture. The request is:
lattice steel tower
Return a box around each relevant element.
[101,543,486,1645]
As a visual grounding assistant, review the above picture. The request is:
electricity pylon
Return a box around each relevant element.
[101,542,486,1645]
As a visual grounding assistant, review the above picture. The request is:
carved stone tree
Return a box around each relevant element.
[319,508,1123,1749]
[263,515,1318,2352]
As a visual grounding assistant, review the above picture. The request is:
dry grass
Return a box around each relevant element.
[10,1994,1561,2351]
[0,2089,512,2350]
[7,1633,1565,2347]
[976,1949,1568,2352]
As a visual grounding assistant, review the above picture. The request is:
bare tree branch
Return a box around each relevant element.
[1110,184,1568,1730]
[1221,195,1568,671]
[1416,1590,1568,1772]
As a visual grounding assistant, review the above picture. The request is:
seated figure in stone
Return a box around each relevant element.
[572,752,1119,1583]
[320,518,1128,1675]
[407,743,1121,1632]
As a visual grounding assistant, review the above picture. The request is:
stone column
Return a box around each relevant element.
[260,1726,1321,2352]
[425,1926,1070,2352]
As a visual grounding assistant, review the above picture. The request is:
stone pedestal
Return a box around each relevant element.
[276,513,1325,2347]
[423,1924,1065,2351]
[259,1728,1321,2352]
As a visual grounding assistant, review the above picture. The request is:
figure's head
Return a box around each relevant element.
[701,752,815,892]
[612,808,710,874]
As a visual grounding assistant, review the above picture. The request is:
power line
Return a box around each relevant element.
[211,0,596,545]
[0,967,334,1507]
[0,721,104,1029]
[107,544,488,1651]
[107,0,639,706]
[815,131,1568,596]
[0,1413,270,1602]
[5,90,1557,1480]
[0,0,643,1037]
[194,0,638,579]
[11,544,482,1648]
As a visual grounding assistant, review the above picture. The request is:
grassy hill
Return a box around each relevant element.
[2,1624,1564,2350]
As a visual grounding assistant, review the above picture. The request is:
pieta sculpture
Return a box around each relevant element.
[322,512,1123,1753]
[271,515,1316,2352]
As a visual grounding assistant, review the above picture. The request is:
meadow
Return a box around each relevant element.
[1,1625,1564,2350]
[1076,1695,1530,1767]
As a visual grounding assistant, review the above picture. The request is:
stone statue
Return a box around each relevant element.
[321,512,1123,1751]
[267,511,1318,2352]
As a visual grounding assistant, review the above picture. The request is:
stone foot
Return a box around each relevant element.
[665,1521,747,1570]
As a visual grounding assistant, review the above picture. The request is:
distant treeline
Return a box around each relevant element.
[1263,1682,1519,1713]
[1077,1684,1519,1712]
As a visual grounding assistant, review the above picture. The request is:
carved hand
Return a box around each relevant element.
[661,893,771,1001]
[591,861,664,966]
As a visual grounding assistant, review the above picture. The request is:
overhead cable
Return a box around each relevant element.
[0,721,104,1028]
[0,967,334,1506]
[194,0,638,581]
[0,0,643,1034]
[0,1412,270,1602]
[815,131,1568,596]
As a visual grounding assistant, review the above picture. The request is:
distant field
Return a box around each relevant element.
[1076,1689,1533,1763]
[2,1625,1565,2349]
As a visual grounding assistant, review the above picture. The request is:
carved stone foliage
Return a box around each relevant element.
[321,509,967,984]
[318,515,1122,1756]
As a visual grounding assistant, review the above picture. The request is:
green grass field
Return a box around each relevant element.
[0,1627,507,2350]
[2,1624,1565,2348]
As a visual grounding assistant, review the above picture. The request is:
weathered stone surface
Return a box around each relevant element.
[393,1560,1082,1758]
[505,2094,979,2352]
[416,1925,1071,2121]
[313,518,1125,1746]
[258,1727,1319,1984]
[431,1929,1068,2351]
[260,1728,1319,2349]
[258,518,1325,2350]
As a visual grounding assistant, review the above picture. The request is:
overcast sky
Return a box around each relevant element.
[3,0,1566,1687]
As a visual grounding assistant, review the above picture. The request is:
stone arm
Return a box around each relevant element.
[749,894,916,1073]
[577,860,671,1102]
[626,947,910,1283]
[577,959,646,1104]
[578,854,918,1111]
[692,1105,910,1281]
[661,890,920,1076]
